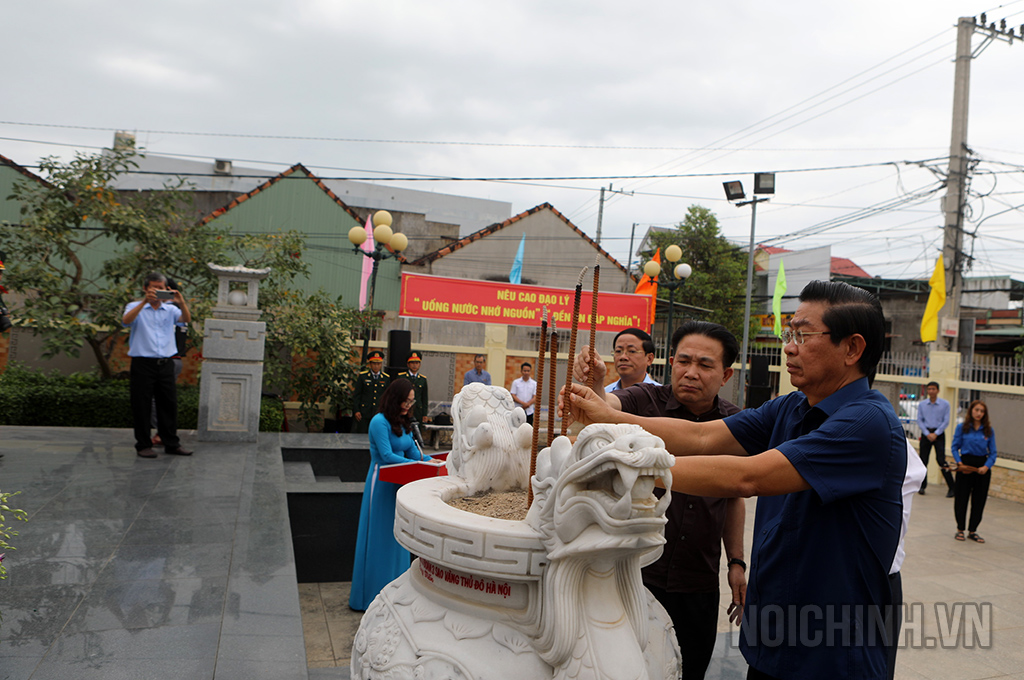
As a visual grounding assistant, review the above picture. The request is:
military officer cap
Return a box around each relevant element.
[367,350,384,362]
[407,351,422,363]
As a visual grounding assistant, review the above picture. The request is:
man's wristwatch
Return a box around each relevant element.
[728,558,747,572]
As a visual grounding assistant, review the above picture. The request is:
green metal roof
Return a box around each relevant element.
[201,166,398,310]
[1,161,119,291]
[0,161,35,224]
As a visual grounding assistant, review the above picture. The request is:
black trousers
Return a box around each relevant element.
[919,434,954,491]
[954,455,991,532]
[647,585,719,680]
[131,357,180,451]
[886,571,902,680]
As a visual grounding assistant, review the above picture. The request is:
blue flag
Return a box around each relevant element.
[509,233,525,284]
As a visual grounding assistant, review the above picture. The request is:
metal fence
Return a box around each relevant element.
[876,352,928,379]
[961,355,1024,386]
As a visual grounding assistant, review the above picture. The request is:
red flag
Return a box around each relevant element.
[634,248,661,331]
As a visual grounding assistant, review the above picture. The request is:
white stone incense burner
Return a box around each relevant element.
[351,385,681,680]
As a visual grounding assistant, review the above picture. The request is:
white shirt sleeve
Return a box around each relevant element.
[891,438,927,574]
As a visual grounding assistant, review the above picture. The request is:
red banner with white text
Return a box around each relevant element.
[400,273,648,332]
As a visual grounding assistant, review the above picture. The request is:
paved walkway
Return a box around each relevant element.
[3,426,1024,679]
[0,426,311,680]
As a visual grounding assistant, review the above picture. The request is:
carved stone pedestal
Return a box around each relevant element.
[350,385,682,680]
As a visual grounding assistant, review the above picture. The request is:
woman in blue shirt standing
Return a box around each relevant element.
[952,400,997,543]
[349,378,434,611]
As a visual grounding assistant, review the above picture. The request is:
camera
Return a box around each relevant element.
[155,290,176,300]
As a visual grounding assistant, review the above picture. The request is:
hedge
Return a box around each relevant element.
[0,364,284,432]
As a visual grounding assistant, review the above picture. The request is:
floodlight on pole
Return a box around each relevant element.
[722,181,745,202]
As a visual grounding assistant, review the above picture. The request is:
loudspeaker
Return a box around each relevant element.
[388,330,412,367]
[747,386,772,409]
[747,355,772,409]
[750,355,770,388]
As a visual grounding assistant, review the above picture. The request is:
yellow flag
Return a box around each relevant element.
[772,261,787,338]
[920,255,946,343]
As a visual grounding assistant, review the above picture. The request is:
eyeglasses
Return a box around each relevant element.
[781,329,831,345]
[402,398,416,406]
[613,348,645,357]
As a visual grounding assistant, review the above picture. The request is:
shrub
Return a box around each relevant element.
[0,364,282,431]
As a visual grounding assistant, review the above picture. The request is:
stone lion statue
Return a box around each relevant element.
[446,383,533,494]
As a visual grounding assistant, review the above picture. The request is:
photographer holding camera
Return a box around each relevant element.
[122,272,193,458]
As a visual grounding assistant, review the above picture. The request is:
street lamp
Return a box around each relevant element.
[641,244,692,382]
[723,172,775,408]
[349,210,408,363]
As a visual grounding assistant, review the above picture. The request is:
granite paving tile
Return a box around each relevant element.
[32,624,220,680]
[120,516,238,545]
[93,542,234,582]
[63,576,228,633]
[0,584,90,641]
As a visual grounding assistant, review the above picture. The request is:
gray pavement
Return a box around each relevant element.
[0,426,312,680]
[2,426,1023,679]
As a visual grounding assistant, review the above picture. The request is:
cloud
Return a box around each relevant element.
[97,54,219,93]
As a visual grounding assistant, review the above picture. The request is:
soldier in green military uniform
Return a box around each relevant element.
[352,350,390,434]
[398,351,429,423]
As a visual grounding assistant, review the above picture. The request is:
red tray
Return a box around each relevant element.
[379,452,449,485]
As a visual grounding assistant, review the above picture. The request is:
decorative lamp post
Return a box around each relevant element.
[640,245,692,382]
[723,173,775,408]
[349,210,408,363]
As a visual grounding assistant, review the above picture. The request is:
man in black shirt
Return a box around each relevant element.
[575,320,746,680]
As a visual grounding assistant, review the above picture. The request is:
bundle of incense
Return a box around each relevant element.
[561,267,587,436]
[586,261,600,390]
[529,307,548,505]
[546,322,559,447]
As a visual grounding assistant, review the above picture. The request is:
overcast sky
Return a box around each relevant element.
[4,0,1024,283]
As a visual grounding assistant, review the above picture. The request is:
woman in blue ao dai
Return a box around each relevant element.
[349,378,433,611]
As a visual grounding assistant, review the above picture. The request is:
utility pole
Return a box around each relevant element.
[594,183,634,245]
[627,222,637,276]
[940,15,1022,350]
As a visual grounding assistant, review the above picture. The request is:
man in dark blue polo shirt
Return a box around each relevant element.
[566,280,908,680]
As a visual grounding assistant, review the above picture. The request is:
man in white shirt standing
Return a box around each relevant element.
[509,362,538,425]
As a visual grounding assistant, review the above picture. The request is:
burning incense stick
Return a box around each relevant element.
[529,307,548,505]
[586,259,600,390]
[547,322,559,447]
[561,267,587,436]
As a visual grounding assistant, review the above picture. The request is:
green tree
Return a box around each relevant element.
[1,149,373,427]
[643,205,751,341]
[262,289,372,430]
[1,148,245,376]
